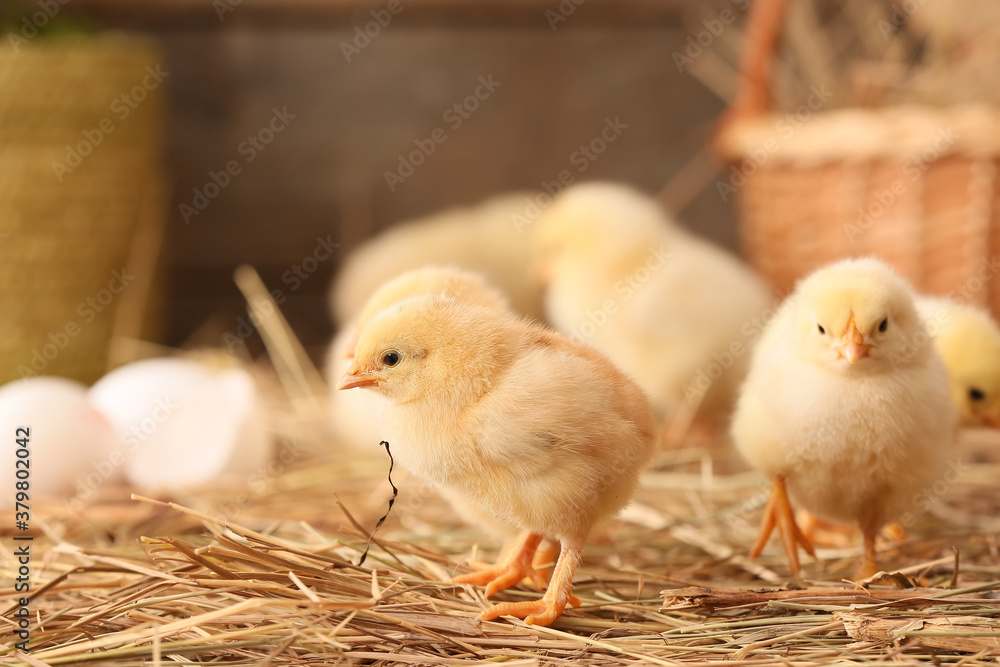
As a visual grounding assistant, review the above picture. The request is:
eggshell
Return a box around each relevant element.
[0,377,118,506]
[89,358,271,491]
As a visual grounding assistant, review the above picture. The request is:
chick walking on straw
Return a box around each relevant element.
[328,266,533,545]
[338,295,656,625]
[732,258,956,578]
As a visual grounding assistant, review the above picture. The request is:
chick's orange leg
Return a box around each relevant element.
[473,539,559,587]
[881,521,906,544]
[455,532,545,594]
[530,540,560,586]
[799,511,907,548]
[798,511,856,548]
[858,523,881,579]
[750,476,815,577]
[479,541,583,626]
[467,539,559,587]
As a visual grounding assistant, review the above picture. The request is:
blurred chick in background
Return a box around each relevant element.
[916,296,1000,427]
[733,258,956,578]
[338,295,656,625]
[332,193,545,326]
[532,182,773,436]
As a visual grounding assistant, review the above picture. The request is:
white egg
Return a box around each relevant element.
[89,358,272,491]
[0,377,118,507]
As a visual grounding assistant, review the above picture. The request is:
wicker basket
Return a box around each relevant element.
[715,0,1000,317]
[0,36,166,384]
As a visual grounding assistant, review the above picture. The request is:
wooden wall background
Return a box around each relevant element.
[70,1,738,357]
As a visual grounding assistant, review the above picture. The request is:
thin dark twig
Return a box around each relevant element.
[358,441,398,567]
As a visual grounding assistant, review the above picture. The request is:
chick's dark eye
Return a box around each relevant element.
[969,387,986,402]
[879,318,888,332]
[817,323,826,334]
[382,351,400,367]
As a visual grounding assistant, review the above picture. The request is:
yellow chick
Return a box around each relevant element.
[326,267,519,540]
[915,296,1000,428]
[326,267,508,447]
[340,265,511,360]
[732,258,956,578]
[332,193,545,325]
[532,182,773,430]
[338,295,656,625]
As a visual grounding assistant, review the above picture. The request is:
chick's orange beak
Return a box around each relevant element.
[837,320,871,364]
[337,361,379,390]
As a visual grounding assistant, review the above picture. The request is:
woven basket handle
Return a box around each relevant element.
[722,0,790,126]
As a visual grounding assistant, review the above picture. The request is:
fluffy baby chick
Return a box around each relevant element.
[326,266,508,448]
[916,296,1000,427]
[332,193,545,325]
[336,265,511,361]
[338,295,656,625]
[732,258,956,578]
[532,182,772,431]
[326,267,518,540]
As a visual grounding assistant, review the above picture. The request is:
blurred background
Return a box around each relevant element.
[3,0,999,384]
[2,0,738,383]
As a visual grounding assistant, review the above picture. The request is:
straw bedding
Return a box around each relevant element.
[3,390,1000,666]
